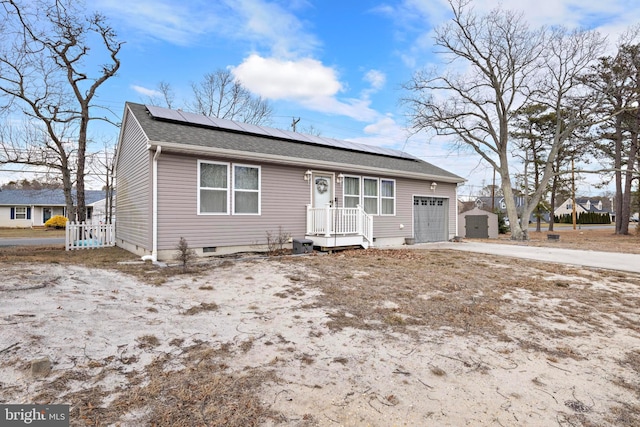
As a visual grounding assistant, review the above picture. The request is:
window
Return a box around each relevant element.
[198,161,260,215]
[363,178,378,215]
[380,179,395,215]
[343,176,360,208]
[199,161,229,214]
[15,206,27,219]
[233,165,260,214]
[10,206,30,220]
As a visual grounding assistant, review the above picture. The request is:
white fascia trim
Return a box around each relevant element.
[148,141,465,184]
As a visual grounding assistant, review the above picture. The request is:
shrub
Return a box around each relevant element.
[266,226,290,256]
[175,236,196,271]
[44,215,68,229]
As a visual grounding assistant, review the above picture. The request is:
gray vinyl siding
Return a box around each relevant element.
[115,111,152,250]
[156,153,310,250]
[372,178,457,239]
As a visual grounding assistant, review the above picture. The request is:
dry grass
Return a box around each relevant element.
[34,342,278,427]
[0,245,222,285]
[3,230,640,425]
[491,227,640,254]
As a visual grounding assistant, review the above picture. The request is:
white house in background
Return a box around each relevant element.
[114,103,466,261]
[554,197,612,220]
[0,189,109,227]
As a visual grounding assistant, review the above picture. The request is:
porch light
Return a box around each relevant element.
[430,182,437,191]
[304,170,312,181]
[336,173,344,184]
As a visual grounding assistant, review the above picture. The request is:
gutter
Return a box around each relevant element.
[141,145,161,263]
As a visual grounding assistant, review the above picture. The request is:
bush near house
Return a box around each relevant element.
[554,212,611,224]
[44,215,68,229]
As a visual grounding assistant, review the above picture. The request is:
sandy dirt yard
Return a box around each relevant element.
[1,245,640,426]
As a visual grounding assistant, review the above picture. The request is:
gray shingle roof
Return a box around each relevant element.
[126,102,464,182]
[0,189,107,206]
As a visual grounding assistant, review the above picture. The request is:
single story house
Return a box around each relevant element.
[0,189,108,227]
[114,102,465,261]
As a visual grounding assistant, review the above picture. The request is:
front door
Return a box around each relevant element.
[43,207,52,224]
[313,173,333,208]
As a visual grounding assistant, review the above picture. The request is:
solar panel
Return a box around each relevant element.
[146,105,185,122]
[176,110,216,127]
[145,104,417,161]
[277,129,315,143]
[262,127,296,140]
[207,116,245,132]
[235,121,269,136]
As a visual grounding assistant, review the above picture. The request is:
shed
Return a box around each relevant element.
[458,207,498,239]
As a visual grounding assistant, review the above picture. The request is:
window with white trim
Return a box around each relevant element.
[14,206,27,219]
[380,179,395,215]
[199,161,229,214]
[343,176,360,208]
[233,164,260,214]
[363,178,378,215]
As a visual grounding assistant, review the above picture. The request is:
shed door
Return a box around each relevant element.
[465,215,489,238]
[414,197,448,243]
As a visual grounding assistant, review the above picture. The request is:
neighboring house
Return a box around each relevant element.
[554,197,613,221]
[475,195,550,223]
[458,202,499,239]
[0,189,109,227]
[114,103,465,261]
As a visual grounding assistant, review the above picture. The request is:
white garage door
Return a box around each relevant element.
[414,197,448,243]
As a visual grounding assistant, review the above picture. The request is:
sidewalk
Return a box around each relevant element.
[398,241,640,274]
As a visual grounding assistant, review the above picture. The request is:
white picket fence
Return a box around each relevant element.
[65,221,115,251]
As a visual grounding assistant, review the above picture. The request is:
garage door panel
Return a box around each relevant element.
[414,197,448,243]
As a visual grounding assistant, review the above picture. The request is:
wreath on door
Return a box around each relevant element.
[315,178,328,194]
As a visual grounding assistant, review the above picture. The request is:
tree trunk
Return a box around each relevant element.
[620,127,639,233]
[614,112,624,234]
[549,172,558,232]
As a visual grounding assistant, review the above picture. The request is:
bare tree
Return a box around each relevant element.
[404,0,606,240]
[0,0,122,221]
[146,81,175,109]
[189,69,273,125]
[404,0,544,240]
[87,145,116,223]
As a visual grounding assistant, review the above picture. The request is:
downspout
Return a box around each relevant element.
[142,146,161,262]
[455,183,461,239]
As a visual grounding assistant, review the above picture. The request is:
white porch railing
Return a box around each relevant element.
[66,221,115,250]
[306,204,373,245]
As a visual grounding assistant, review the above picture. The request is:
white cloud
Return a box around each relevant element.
[95,0,319,55]
[231,54,341,99]
[95,0,221,45]
[347,116,409,147]
[230,0,320,58]
[364,70,386,91]
[131,85,161,98]
[231,54,380,121]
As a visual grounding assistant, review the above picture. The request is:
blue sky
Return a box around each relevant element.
[5,0,640,195]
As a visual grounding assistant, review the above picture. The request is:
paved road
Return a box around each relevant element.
[0,237,65,247]
[419,241,640,274]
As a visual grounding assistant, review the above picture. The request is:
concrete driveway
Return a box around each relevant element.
[420,241,640,274]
